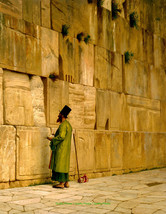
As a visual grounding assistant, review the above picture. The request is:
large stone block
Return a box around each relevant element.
[22,0,41,25]
[123,132,143,169]
[3,71,34,126]
[68,83,84,128]
[75,41,94,86]
[47,80,69,126]
[0,0,22,19]
[16,127,50,180]
[0,126,16,182]
[94,46,111,90]
[0,22,26,72]
[143,133,166,168]
[124,60,148,98]
[41,27,59,77]
[150,66,166,101]
[153,35,162,69]
[94,131,110,172]
[41,0,51,28]
[96,89,110,130]
[59,35,76,83]
[96,7,114,51]
[161,101,166,132]
[25,33,41,75]
[102,0,111,11]
[0,68,3,124]
[75,130,95,173]
[30,76,46,127]
[110,133,123,169]
[84,86,96,129]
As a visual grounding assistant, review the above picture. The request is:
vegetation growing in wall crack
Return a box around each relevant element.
[62,24,70,37]
[112,0,121,20]
[97,0,104,7]
[88,0,93,3]
[130,12,139,28]
[77,32,84,42]
[49,73,59,81]
[125,51,134,64]
[84,35,91,44]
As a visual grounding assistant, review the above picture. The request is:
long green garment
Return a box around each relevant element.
[49,120,72,173]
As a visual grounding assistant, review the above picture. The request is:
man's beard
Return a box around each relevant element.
[57,115,62,123]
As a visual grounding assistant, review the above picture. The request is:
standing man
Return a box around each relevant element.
[47,105,72,188]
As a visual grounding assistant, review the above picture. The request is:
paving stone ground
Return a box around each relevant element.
[0,168,166,214]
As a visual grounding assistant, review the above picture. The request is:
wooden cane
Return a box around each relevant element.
[73,133,82,183]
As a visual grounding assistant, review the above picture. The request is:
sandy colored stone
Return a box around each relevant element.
[154,35,162,69]
[0,0,22,19]
[110,133,123,169]
[124,60,148,98]
[142,30,154,65]
[68,83,84,129]
[41,0,50,28]
[16,126,50,180]
[102,0,111,11]
[0,68,3,124]
[75,41,94,86]
[47,79,69,126]
[41,27,59,77]
[3,71,34,126]
[94,131,111,172]
[75,130,94,173]
[59,35,76,83]
[30,76,46,127]
[0,126,16,182]
[123,132,143,169]
[95,89,110,130]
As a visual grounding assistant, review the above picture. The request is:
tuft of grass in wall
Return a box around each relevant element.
[49,73,59,81]
[84,35,91,44]
[77,32,84,42]
[88,0,93,3]
[130,12,139,29]
[97,0,104,7]
[112,0,121,20]
[62,24,70,37]
[125,51,134,64]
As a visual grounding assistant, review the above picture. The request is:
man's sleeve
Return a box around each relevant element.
[50,123,66,149]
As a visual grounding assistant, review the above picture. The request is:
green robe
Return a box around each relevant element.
[49,120,72,173]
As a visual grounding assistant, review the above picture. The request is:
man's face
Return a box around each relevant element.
[57,113,63,123]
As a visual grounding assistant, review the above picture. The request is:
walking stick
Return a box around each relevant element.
[73,133,82,183]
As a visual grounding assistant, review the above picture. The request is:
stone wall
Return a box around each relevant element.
[0,0,166,189]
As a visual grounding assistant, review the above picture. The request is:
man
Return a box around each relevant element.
[47,105,72,188]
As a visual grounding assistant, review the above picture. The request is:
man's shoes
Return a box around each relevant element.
[53,182,64,188]
[64,182,69,188]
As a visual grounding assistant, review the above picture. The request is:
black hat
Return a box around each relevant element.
[60,105,71,118]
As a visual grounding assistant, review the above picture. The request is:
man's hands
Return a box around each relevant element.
[47,136,54,141]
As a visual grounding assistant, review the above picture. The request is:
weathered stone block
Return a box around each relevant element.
[84,86,96,129]
[96,89,110,130]
[59,35,76,83]
[75,41,94,86]
[23,0,41,25]
[124,60,148,98]
[0,0,22,19]
[41,0,51,28]
[30,76,46,127]
[102,0,111,11]
[111,52,123,92]
[94,46,111,89]
[161,101,166,132]
[96,7,114,51]
[0,68,3,124]
[75,130,94,173]
[68,83,84,128]
[143,133,166,168]
[94,131,110,171]
[0,126,16,182]
[47,80,69,126]
[123,132,143,169]
[25,34,41,75]
[16,127,50,180]
[41,27,59,77]
[110,133,123,169]
[142,30,154,65]
[154,35,162,69]
[3,71,34,126]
